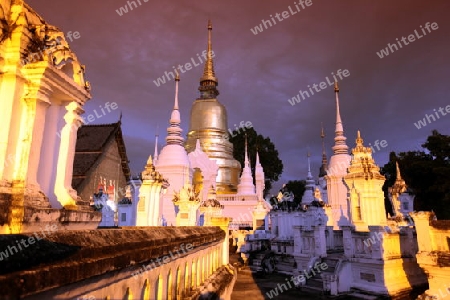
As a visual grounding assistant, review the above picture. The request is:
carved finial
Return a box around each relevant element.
[175,69,180,82]
[334,81,339,93]
[356,130,364,146]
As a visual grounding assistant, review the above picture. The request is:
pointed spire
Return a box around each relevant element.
[255,147,264,179]
[319,123,328,177]
[389,160,407,196]
[307,150,312,179]
[146,155,153,166]
[347,131,384,179]
[255,150,264,174]
[335,82,342,132]
[153,129,159,163]
[195,138,201,150]
[332,81,349,155]
[198,20,219,99]
[395,161,403,181]
[302,151,315,204]
[238,133,255,195]
[166,73,184,146]
[254,149,265,200]
[352,130,372,154]
[202,20,216,81]
[305,151,314,187]
[244,134,250,168]
[174,71,180,110]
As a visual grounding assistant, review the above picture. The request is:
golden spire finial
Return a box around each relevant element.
[334,81,339,93]
[175,69,180,81]
[355,130,364,147]
[198,20,219,98]
[201,20,216,82]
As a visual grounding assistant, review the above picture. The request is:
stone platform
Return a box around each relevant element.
[0,190,102,234]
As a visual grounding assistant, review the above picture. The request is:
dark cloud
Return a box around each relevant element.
[28,0,450,192]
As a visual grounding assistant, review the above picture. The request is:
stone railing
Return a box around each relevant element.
[350,232,373,259]
[343,226,406,260]
[333,230,344,250]
[0,226,235,300]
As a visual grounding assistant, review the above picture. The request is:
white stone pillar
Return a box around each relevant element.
[130,179,141,226]
[147,184,158,226]
[211,217,231,266]
[36,104,61,203]
[410,212,435,253]
[342,225,353,258]
[23,87,52,191]
[314,225,327,257]
[54,101,84,208]
[0,68,25,181]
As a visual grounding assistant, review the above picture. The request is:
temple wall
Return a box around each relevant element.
[221,198,258,229]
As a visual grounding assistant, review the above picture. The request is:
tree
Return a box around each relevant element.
[229,127,283,197]
[380,130,450,219]
[285,180,306,206]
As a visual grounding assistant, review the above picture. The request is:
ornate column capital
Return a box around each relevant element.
[63,101,85,128]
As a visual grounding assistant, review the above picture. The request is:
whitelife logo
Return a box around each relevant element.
[414,105,450,129]
[376,22,439,59]
[250,0,313,35]
[288,69,350,106]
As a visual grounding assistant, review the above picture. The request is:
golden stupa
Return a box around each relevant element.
[185,20,241,194]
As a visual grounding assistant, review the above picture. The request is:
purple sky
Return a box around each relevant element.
[28,0,450,194]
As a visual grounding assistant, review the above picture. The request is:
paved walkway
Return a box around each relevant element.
[230,267,324,300]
